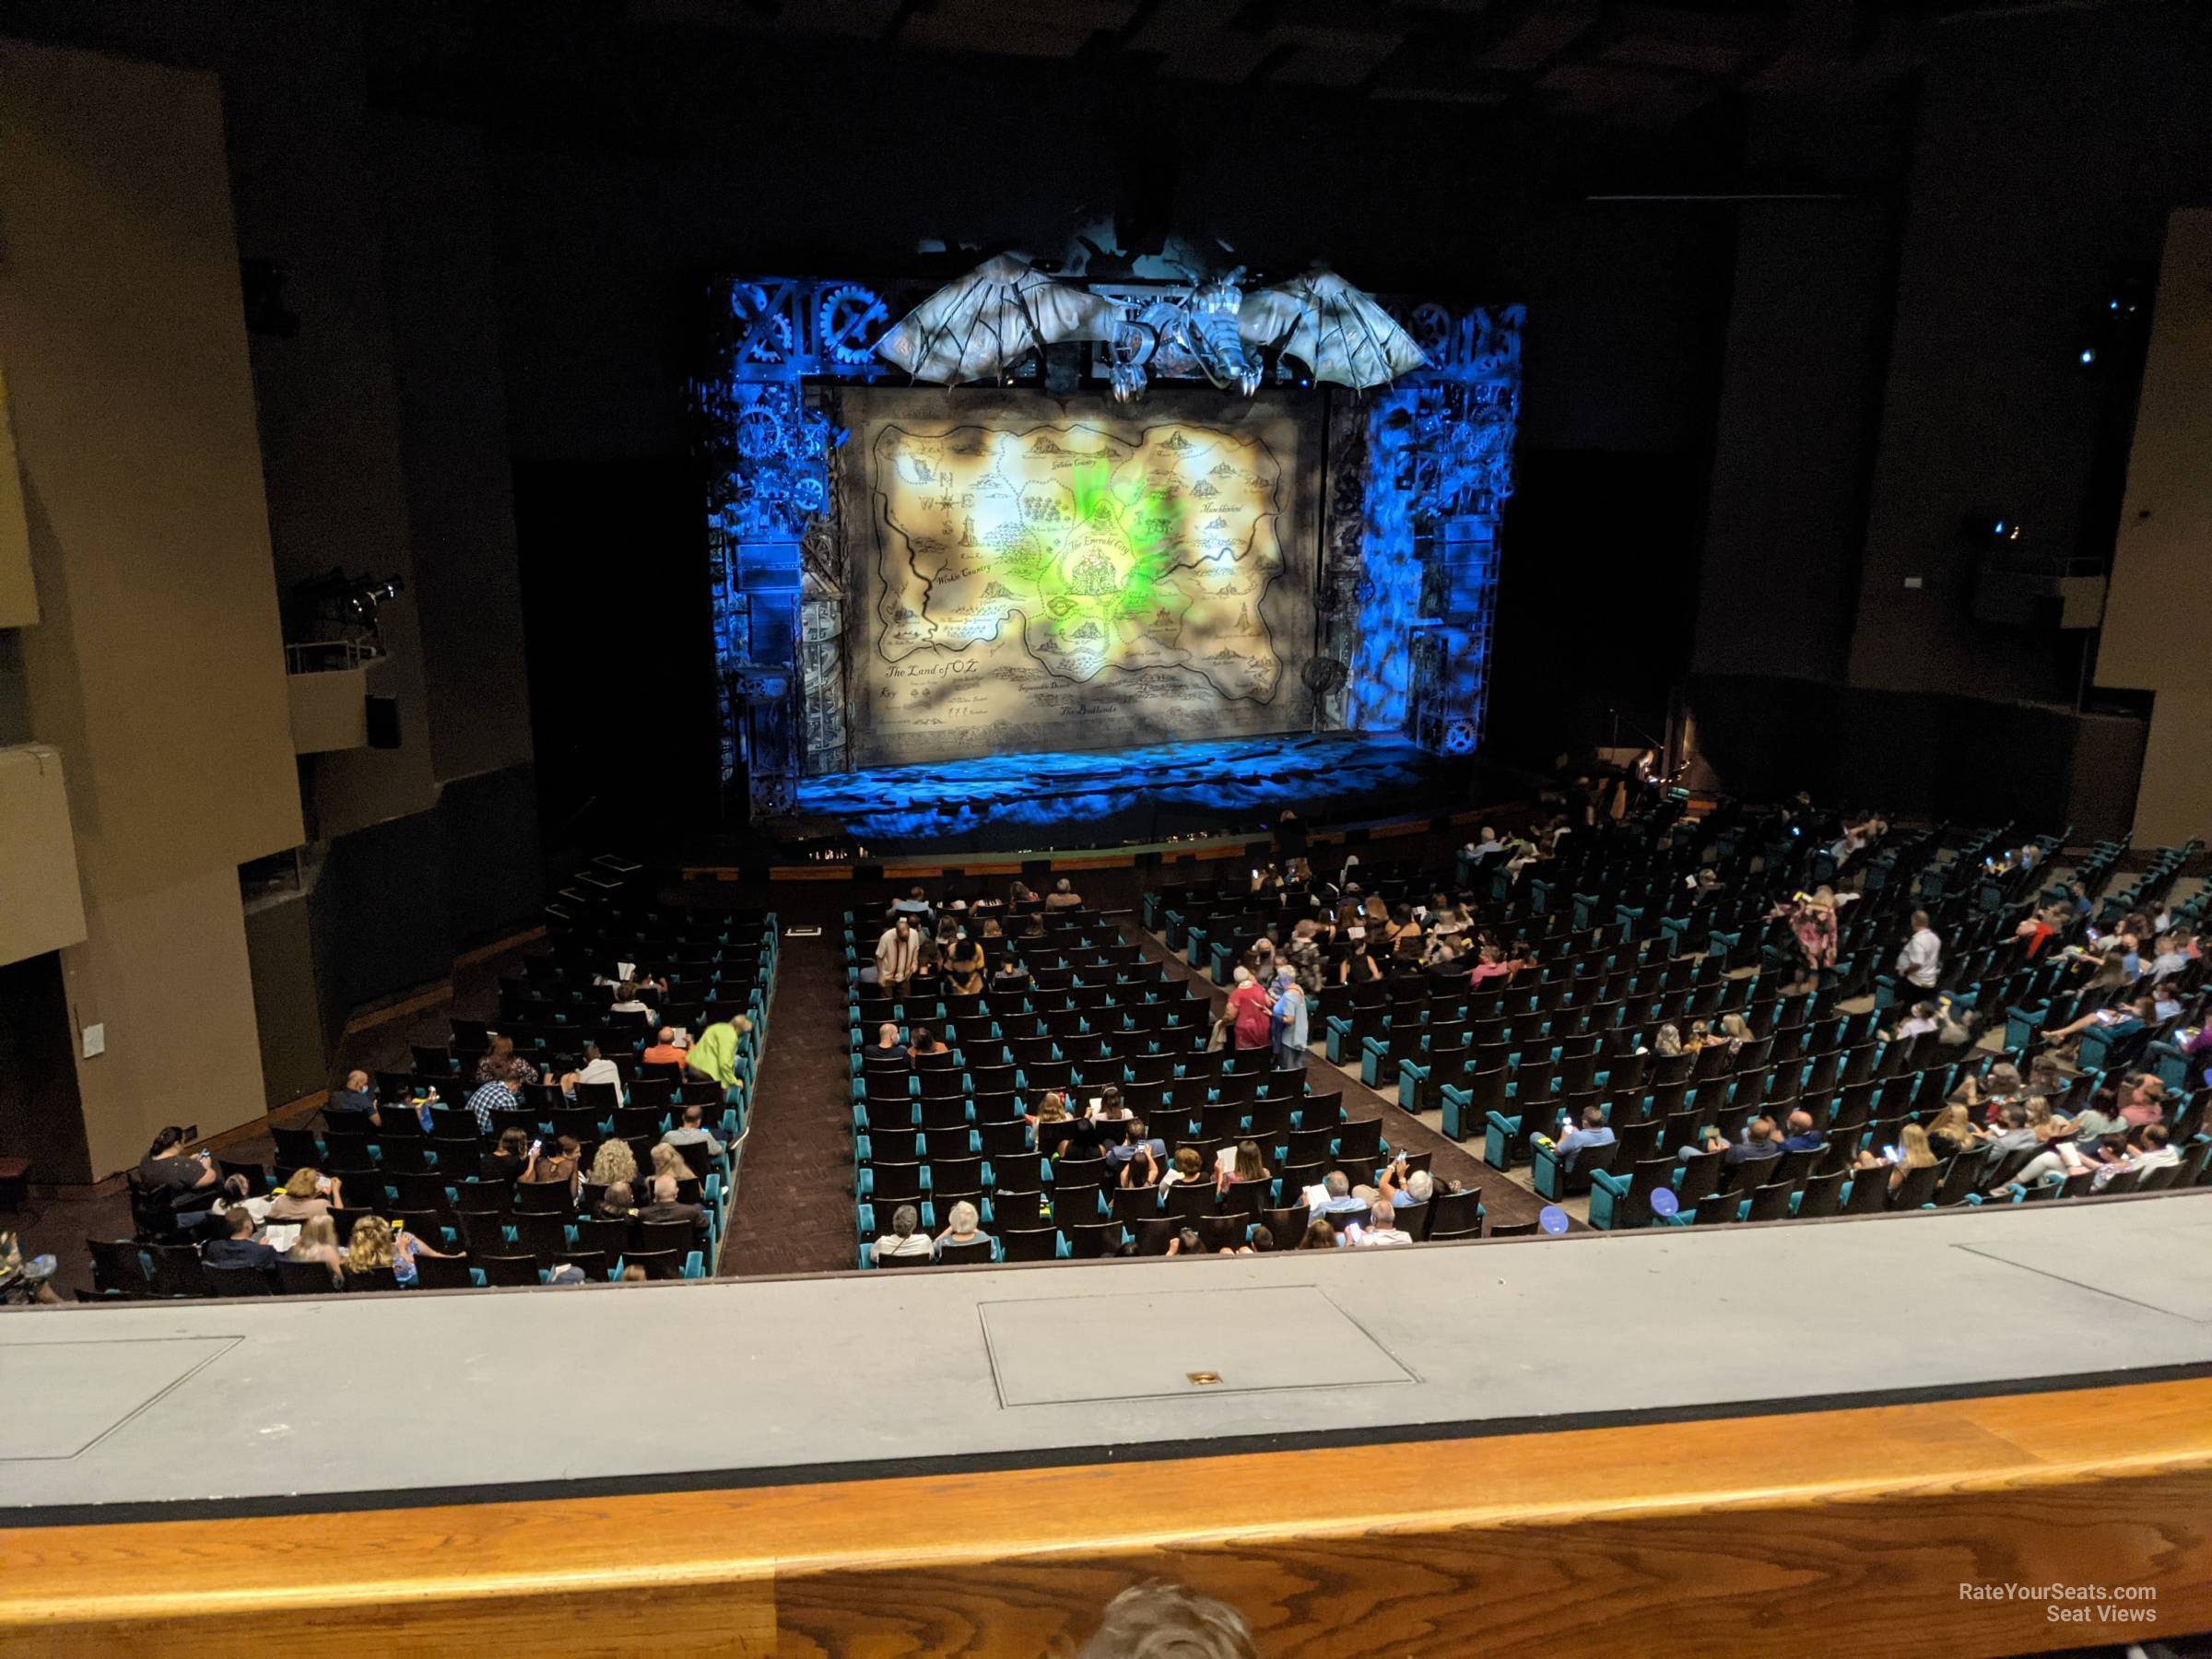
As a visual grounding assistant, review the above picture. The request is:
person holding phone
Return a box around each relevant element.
[1853,1123,1936,1197]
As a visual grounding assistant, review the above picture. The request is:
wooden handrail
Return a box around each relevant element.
[5,1377,2208,1654]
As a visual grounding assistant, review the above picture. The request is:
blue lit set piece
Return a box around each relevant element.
[700,264,1524,836]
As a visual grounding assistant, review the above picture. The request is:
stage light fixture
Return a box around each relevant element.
[2078,347,2098,366]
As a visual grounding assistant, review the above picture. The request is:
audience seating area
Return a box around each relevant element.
[88,891,778,1299]
[1149,803,2209,1232]
[844,908,1500,1266]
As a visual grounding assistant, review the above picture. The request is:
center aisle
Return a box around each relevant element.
[714,929,861,1277]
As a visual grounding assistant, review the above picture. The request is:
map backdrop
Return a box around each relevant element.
[834,388,1319,768]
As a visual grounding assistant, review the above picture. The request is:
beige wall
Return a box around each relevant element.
[0,39,305,1175]
[0,370,35,627]
[0,743,88,964]
[2096,208,2212,847]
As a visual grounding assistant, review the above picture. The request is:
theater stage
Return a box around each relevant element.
[772,732,1504,855]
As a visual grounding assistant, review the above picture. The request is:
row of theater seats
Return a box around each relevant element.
[1288,807,2212,1231]
[837,910,1498,1265]
[89,895,778,1299]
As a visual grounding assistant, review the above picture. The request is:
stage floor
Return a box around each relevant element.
[778,732,1486,854]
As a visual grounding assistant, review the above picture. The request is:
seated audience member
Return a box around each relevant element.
[641,1027,692,1071]
[685,1016,753,1105]
[266,1167,341,1223]
[1548,1105,1615,1171]
[2149,932,2193,982]
[908,1025,950,1060]
[2017,905,2063,959]
[140,1126,220,1222]
[608,981,656,1025]
[2042,993,2153,1064]
[1342,1198,1412,1248]
[202,1207,281,1270]
[944,928,987,997]
[1977,1102,2041,1179]
[989,958,1030,994]
[620,1264,649,1284]
[1215,1139,1273,1198]
[345,1215,452,1286]
[647,1142,697,1194]
[1298,1220,1338,1250]
[1923,1103,1979,1161]
[1853,1123,1939,1196]
[212,1174,273,1230]
[571,1042,625,1105]
[1339,936,1386,985]
[889,886,933,924]
[637,1173,710,1241]
[486,1126,533,1182]
[595,1180,636,1219]
[1117,1140,1165,1189]
[662,1104,727,1161]
[285,1214,346,1289]
[2119,1073,2169,1129]
[1885,1001,1942,1042]
[522,1135,583,1200]
[1778,1110,1823,1153]
[476,1034,539,1088]
[1156,1147,1206,1193]
[862,1021,908,1063]
[467,1063,524,1135]
[2069,1086,2133,1150]
[1382,903,1423,960]
[934,1199,990,1258]
[2094,1124,2178,1190]
[872,1204,934,1265]
[1035,1093,1104,1161]
[1691,1115,1783,1166]
[1304,1171,1371,1222]
[326,1069,380,1123]
[587,1137,639,1190]
[1044,877,1084,911]
[1378,1157,1435,1209]
[1651,1023,1684,1059]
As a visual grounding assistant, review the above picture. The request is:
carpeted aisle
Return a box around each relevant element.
[716,933,862,1277]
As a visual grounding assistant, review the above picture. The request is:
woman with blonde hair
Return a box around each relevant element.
[1651,1023,1683,1059]
[266,1166,339,1223]
[1716,1014,1750,1055]
[346,1214,451,1287]
[586,1137,637,1190]
[286,1213,345,1289]
[346,1215,396,1276]
[1853,1122,1937,1196]
[647,1142,694,1193]
[1924,1102,1978,1160]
